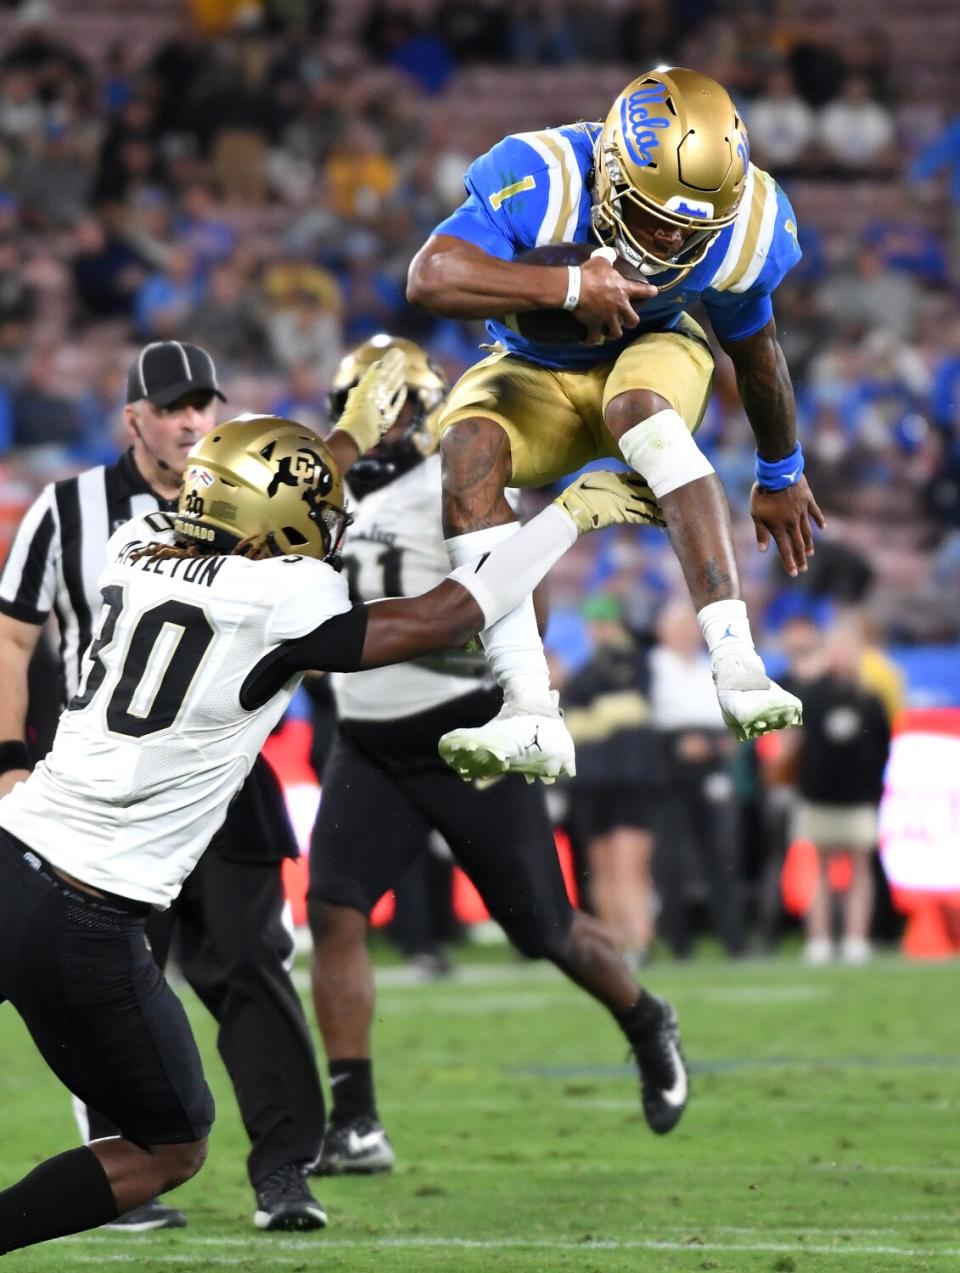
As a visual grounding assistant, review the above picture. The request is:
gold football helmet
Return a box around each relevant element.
[330,334,448,494]
[331,335,447,454]
[592,67,749,287]
[176,416,349,561]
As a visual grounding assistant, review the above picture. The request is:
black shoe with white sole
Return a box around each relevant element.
[631,996,689,1134]
[311,1116,396,1176]
[102,1198,187,1231]
[253,1165,327,1231]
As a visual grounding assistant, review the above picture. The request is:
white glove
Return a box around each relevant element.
[554,470,665,534]
[332,347,407,455]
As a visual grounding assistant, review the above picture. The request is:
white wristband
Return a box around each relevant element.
[562,265,581,312]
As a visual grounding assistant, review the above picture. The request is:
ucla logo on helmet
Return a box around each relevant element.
[736,128,750,175]
[666,196,713,220]
[619,83,671,167]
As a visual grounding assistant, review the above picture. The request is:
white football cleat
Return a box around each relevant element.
[438,692,576,784]
[713,649,803,742]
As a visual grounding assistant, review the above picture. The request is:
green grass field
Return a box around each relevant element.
[1,945,959,1272]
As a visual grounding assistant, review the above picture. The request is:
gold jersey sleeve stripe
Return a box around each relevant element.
[533,130,581,243]
[515,129,577,244]
[714,167,773,293]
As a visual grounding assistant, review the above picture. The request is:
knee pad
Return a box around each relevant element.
[618,409,714,498]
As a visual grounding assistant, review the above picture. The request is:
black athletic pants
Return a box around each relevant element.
[653,732,746,958]
[85,757,325,1188]
[308,691,575,961]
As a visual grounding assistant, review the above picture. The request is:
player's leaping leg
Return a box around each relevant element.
[439,415,576,784]
[605,388,802,742]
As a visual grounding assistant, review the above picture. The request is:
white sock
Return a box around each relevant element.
[445,523,554,712]
[696,598,757,660]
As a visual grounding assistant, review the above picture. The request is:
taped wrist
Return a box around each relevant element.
[618,409,714,499]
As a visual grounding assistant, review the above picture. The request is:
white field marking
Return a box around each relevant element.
[810,1162,960,1175]
[291,966,833,1008]
[371,991,565,1015]
[574,1093,959,1110]
[889,1213,960,1222]
[57,1236,960,1260]
[378,1156,960,1177]
[286,945,948,994]
[708,985,830,1004]
[715,1225,904,1236]
[289,960,566,993]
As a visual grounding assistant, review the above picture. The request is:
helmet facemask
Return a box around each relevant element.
[592,142,722,287]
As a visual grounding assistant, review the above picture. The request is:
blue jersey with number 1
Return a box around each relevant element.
[432,121,802,371]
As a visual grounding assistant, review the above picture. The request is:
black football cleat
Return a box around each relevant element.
[631,996,689,1134]
[311,1116,396,1176]
[102,1198,187,1231]
[253,1165,327,1231]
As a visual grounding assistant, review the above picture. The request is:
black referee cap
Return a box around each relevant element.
[126,341,227,409]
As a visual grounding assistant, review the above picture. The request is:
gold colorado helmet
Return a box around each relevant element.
[176,416,349,561]
[330,334,447,457]
[592,67,749,286]
[331,334,448,495]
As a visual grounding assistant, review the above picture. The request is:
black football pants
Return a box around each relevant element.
[84,843,324,1187]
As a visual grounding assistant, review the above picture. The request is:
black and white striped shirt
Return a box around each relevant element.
[0,450,172,704]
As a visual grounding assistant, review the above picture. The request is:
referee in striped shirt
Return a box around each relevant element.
[0,342,327,1232]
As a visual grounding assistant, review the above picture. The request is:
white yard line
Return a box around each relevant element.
[58,1235,960,1260]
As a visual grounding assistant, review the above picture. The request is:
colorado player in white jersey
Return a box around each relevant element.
[407,66,824,784]
[307,338,689,1176]
[0,339,339,1234]
[0,374,663,1257]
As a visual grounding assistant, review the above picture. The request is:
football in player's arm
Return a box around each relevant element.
[406,66,823,786]
[0,367,654,1255]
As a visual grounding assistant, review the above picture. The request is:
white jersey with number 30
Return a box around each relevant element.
[0,513,352,907]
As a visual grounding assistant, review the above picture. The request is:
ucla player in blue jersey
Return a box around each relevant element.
[407,66,824,783]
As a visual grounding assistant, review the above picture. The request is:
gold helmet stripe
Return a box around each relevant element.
[516,130,582,245]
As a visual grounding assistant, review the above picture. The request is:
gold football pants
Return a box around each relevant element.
[438,315,715,487]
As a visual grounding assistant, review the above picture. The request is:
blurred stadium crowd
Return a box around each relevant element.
[1,0,958,955]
